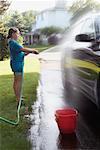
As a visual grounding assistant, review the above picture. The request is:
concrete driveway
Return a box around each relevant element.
[29,48,100,150]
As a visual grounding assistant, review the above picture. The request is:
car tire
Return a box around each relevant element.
[96,78,100,108]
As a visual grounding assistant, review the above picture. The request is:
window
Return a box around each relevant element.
[41,13,44,20]
[70,21,85,40]
[80,18,95,35]
[95,16,100,35]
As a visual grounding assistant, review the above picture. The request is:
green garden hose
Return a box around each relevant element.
[0,73,24,125]
[0,98,22,125]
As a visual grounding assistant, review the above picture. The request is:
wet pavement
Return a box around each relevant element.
[29,51,100,150]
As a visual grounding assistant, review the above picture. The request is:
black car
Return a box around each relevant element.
[61,12,100,108]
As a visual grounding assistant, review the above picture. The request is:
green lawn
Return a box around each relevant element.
[25,44,53,52]
[0,56,40,150]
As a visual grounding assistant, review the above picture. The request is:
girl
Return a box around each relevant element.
[7,27,39,106]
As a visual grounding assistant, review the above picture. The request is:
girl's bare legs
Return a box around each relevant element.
[13,74,22,102]
[13,73,29,114]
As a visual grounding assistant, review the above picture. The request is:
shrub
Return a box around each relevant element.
[0,33,9,61]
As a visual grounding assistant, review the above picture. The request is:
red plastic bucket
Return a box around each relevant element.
[55,108,78,134]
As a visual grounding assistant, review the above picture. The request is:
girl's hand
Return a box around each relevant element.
[25,52,30,56]
[32,49,39,54]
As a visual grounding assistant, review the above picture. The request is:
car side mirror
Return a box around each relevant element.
[75,34,92,42]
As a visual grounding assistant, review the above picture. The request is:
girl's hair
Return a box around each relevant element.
[7,27,19,39]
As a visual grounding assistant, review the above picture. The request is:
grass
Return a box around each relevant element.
[25,44,54,52]
[0,56,40,150]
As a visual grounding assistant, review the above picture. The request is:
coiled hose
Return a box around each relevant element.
[0,73,24,125]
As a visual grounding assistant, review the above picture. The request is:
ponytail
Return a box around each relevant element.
[7,27,19,39]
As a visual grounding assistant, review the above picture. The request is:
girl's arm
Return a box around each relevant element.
[21,47,39,54]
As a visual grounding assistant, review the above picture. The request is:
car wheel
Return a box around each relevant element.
[96,78,100,108]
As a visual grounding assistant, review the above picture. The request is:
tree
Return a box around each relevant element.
[0,20,9,61]
[40,26,63,36]
[0,21,5,34]
[69,0,100,14]
[0,0,10,33]
[7,11,25,34]
[0,0,10,15]
[7,11,37,35]
[0,33,8,61]
[0,0,10,61]
[22,10,37,33]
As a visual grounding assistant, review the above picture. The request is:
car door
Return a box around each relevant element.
[70,17,100,106]
[62,20,85,84]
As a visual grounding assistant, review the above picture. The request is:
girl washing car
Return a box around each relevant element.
[7,27,39,106]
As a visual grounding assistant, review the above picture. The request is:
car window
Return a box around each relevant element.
[95,15,100,36]
[80,18,95,36]
[70,21,85,40]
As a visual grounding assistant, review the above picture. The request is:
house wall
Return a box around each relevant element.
[26,8,72,45]
[32,9,72,31]
[47,10,71,27]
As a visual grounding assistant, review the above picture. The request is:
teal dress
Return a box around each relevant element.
[8,39,25,73]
